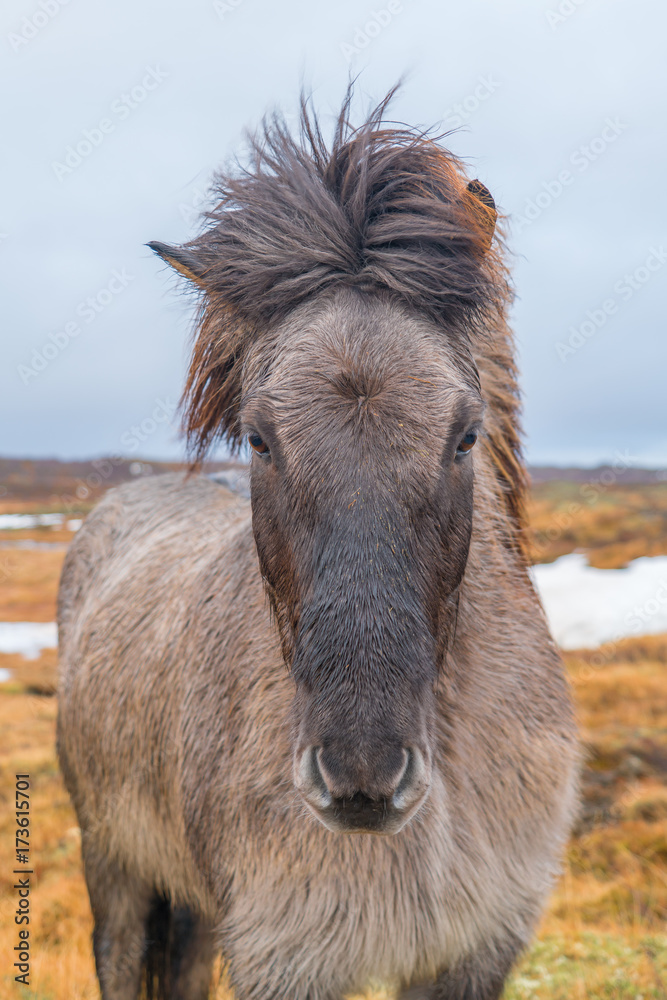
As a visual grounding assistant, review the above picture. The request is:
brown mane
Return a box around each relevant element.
[171,87,527,551]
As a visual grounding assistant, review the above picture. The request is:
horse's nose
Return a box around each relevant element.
[294,745,431,834]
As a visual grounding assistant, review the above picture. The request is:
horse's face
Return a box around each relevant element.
[243,288,483,834]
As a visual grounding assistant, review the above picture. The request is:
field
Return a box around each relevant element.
[527,475,667,569]
[0,462,666,999]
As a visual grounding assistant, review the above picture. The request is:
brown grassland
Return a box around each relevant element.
[0,475,666,999]
[527,479,667,569]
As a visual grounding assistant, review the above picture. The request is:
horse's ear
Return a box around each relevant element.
[147,241,209,286]
[465,179,497,252]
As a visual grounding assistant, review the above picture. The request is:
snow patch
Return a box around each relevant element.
[0,622,58,659]
[0,512,82,531]
[531,552,667,650]
[0,513,64,529]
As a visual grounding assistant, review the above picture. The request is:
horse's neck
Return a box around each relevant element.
[451,467,541,677]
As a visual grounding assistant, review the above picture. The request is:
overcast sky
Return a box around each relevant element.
[2,0,665,467]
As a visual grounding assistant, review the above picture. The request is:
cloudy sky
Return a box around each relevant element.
[2,0,665,466]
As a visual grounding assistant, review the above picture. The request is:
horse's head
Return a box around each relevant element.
[150,91,520,834]
[241,288,484,832]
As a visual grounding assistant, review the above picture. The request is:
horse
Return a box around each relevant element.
[57,90,579,1000]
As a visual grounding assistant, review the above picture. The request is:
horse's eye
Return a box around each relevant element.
[248,432,269,456]
[456,431,478,456]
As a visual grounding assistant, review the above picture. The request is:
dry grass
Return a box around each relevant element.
[0,548,67,622]
[0,650,58,696]
[0,691,96,999]
[527,481,667,568]
[0,501,89,516]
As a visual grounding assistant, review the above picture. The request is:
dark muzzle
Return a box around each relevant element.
[294,742,432,834]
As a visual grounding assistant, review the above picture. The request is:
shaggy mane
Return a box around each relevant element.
[157,87,528,556]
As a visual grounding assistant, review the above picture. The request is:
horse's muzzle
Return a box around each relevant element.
[294,745,431,834]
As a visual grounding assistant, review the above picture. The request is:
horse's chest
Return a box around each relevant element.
[223,818,490,993]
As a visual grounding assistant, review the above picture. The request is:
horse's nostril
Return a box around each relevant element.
[392,747,431,810]
[295,744,431,829]
[295,746,333,809]
[391,748,414,807]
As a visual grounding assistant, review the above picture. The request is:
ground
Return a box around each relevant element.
[0,468,665,999]
[527,478,667,568]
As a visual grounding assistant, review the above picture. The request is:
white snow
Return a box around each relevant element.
[0,622,58,659]
[0,512,64,529]
[531,552,667,650]
[0,512,82,531]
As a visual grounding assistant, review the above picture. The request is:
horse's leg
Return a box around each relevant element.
[399,937,522,1000]
[83,843,152,1000]
[168,906,215,1000]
